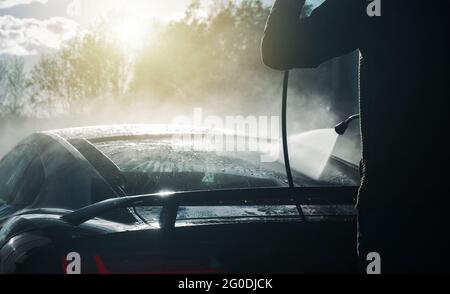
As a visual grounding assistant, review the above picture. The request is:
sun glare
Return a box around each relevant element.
[114,16,148,49]
[92,0,196,52]
[113,16,149,51]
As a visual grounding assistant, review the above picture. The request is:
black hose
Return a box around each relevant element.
[282,71,305,220]
[282,70,294,188]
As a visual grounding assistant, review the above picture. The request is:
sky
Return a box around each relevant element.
[0,0,325,57]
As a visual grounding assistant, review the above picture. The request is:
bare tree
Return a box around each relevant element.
[0,59,7,85]
[4,58,28,116]
[0,59,9,115]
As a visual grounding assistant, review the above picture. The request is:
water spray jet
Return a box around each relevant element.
[280,71,361,184]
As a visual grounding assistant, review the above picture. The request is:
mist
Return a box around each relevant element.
[0,0,361,165]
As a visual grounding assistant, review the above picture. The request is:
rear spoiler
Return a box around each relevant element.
[60,186,358,228]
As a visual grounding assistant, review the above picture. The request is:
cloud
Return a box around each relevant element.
[0,15,78,55]
[0,0,48,9]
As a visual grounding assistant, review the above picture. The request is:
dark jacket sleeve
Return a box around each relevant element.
[262,0,366,70]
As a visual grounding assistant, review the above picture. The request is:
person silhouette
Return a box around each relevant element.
[262,0,450,273]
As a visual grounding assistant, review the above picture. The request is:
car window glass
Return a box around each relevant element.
[134,205,357,225]
[0,144,37,204]
[12,156,45,206]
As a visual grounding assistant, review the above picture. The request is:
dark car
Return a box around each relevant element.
[0,125,359,274]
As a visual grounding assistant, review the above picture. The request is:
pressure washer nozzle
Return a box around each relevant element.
[335,121,349,135]
[335,114,360,135]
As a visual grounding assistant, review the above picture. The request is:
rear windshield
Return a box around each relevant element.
[93,137,359,195]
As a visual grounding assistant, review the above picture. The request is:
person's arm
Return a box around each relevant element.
[262,0,366,70]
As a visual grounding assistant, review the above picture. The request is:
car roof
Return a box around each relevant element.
[44,124,220,142]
